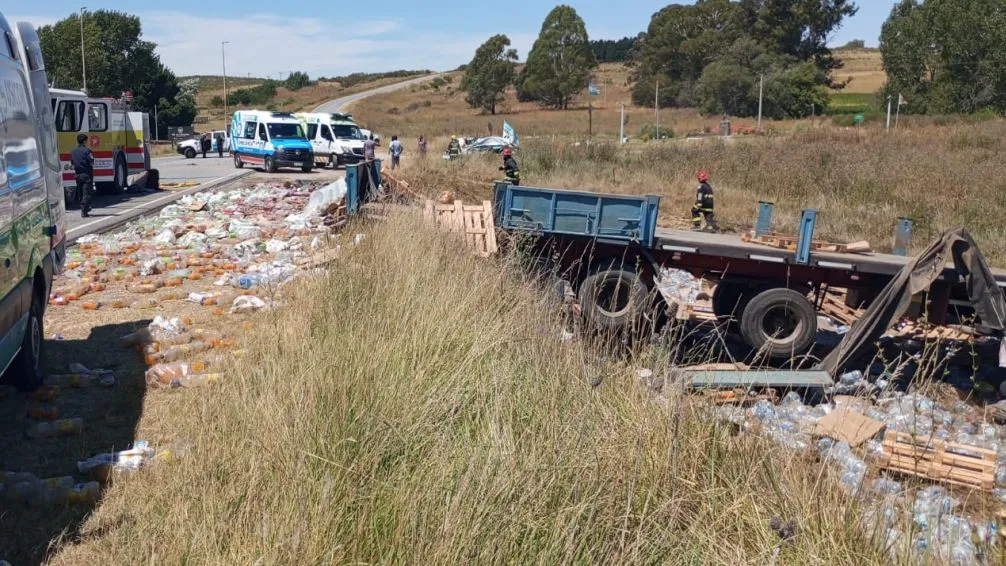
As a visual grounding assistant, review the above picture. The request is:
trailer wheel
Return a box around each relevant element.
[233,153,244,169]
[264,156,277,173]
[578,265,649,331]
[739,288,817,358]
[712,280,747,319]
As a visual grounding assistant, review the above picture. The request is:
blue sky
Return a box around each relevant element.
[15,1,895,77]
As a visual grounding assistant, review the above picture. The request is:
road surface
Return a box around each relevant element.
[66,75,435,240]
[313,74,440,113]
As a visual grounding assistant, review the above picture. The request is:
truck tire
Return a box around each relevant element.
[739,288,817,358]
[264,156,277,173]
[233,153,244,169]
[578,264,649,331]
[184,147,196,159]
[7,285,44,390]
[712,280,747,319]
[114,155,129,192]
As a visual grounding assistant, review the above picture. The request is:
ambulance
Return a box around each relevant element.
[50,88,150,201]
[231,110,314,173]
[294,112,366,168]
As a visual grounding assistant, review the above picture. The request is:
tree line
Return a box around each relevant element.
[461,2,858,119]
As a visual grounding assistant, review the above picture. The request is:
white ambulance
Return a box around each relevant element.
[50,89,150,201]
[294,112,366,168]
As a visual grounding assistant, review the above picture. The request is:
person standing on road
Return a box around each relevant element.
[215,133,224,158]
[70,134,95,218]
[389,135,403,170]
[200,134,210,158]
[363,134,377,162]
[691,171,718,232]
[418,135,428,158]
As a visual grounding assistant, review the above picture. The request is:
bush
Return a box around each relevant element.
[388,107,401,115]
[284,71,313,92]
[228,80,278,106]
[639,123,673,141]
[209,95,224,108]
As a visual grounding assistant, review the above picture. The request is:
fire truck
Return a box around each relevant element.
[50,88,150,202]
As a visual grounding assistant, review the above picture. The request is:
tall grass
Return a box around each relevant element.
[50,214,886,564]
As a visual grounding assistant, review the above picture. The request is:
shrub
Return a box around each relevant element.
[639,123,674,141]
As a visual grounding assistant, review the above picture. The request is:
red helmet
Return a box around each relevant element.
[502,148,512,156]
[697,171,709,183]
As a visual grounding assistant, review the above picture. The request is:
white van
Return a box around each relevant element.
[0,15,68,389]
[294,112,366,168]
[231,110,314,173]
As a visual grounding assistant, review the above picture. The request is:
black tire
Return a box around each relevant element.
[233,153,244,169]
[264,156,277,173]
[712,280,747,319]
[739,287,817,358]
[184,147,196,159]
[578,265,649,331]
[8,286,44,390]
[114,155,128,192]
[302,163,313,173]
[329,154,338,169]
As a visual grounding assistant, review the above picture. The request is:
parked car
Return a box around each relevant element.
[177,130,230,158]
[463,136,512,154]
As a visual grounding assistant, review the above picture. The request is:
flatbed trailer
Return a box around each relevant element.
[492,182,1006,357]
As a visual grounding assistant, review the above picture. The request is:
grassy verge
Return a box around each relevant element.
[50,214,883,564]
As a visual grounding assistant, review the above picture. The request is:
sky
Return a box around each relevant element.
[13,1,896,79]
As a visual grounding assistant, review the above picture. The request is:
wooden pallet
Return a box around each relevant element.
[423,199,499,257]
[742,231,871,254]
[820,290,864,326]
[878,431,996,491]
[888,320,973,342]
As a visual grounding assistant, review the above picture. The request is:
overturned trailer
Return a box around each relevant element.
[490,183,1006,370]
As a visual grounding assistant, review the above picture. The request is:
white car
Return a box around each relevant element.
[177,130,230,158]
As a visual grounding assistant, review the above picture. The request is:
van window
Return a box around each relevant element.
[55,100,84,132]
[257,123,268,140]
[88,103,108,131]
[25,41,44,71]
[306,124,318,139]
[267,122,304,140]
[321,125,334,141]
[332,124,362,140]
[242,121,256,139]
[3,31,16,60]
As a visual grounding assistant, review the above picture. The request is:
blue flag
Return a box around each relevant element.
[502,120,519,148]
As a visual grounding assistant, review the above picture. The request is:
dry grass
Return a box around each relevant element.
[45,213,893,565]
[831,49,887,94]
[390,118,1006,265]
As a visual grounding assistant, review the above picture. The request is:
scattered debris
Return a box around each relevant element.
[879,431,996,491]
[812,407,885,447]
[742,231,872,254]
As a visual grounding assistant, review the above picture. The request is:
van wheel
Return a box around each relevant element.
[233,153,244,169]
[8,287,44,390]
[184,147,196,159]
[264,156,277,173]
[302,163,313,173]
[329,154,339,169]
[114,155,129,192]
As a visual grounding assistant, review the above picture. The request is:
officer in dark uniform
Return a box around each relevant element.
[70,134,95,217]
[499,147,520,185]
[691,171,718,231]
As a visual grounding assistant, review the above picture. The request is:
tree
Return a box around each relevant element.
[460,34,518,114]
[880,0,1006,114]
[590,36,639,63]
[37,10,197,132]
[630,0,856,116]
[284,71,313,91]
[517,5,597,109]
[210,95,224,107]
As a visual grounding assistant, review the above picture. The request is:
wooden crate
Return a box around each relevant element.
[878,431,996,491]
[424,199,499,257]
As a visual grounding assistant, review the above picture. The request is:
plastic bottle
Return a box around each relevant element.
[234,273,264,290]
[838,370,863,385]
[150,341,212,364]
[44,373,93,388]
[171,372,224,388]
[67,481,101,505]
[30,385,60,402]
[27,404,59,420]
[26,418,83,439]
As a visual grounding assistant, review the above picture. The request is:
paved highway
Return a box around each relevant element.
[66,75,435,240]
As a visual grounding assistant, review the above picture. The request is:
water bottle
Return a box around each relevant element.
[68,481,101,505]
[838,370,863,385]
[235,273,262,290]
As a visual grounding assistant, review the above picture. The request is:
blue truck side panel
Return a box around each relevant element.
[492,182,660,248]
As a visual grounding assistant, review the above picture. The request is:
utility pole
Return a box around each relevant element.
[79,7,87,93]
[655,80,659,128]
[221,41,230,131]
[886,96,892,130]
[619,104,625,144]
[757,73,764,132]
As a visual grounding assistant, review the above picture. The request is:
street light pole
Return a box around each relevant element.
[79,7,87,93]
[221,41,230,131]
[757,73,764,132]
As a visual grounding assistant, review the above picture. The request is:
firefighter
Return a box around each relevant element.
[499,147,520,185]
[70,134,95,217]
[447,135,461,159]
[691,171,718,231]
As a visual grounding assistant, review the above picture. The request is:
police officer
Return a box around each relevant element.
[499,147,520,185]
[70,134,95,217]
[691,171,718,231]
